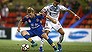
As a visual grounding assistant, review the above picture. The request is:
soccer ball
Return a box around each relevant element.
[21,44,30,51]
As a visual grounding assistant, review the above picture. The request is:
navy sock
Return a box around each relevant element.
[31,40,35,44]
[47,38,53,45]
[47,38,57,50]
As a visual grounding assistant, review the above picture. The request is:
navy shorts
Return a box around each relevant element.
[26,26,44,38]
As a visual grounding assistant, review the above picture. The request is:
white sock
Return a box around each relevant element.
[40,38,44,47]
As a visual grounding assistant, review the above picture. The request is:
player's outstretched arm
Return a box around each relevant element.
[46,15,57,24]
[39,12,47,16]
[67,10,80,20]
[17,19,23,32]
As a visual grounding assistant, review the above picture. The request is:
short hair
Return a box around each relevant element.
[27,7,34,13]
[54,0,60,3]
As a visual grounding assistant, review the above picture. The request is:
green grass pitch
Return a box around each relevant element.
[0,40,92,52]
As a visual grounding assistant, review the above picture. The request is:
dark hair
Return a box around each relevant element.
[54,0,60,3]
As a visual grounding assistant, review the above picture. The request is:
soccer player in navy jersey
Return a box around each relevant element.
[17,7,59,52]
[39,0,80,52]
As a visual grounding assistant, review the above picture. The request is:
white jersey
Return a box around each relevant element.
[41,3,69,31]
[41,3,69,21]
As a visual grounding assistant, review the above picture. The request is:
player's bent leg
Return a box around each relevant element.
[57,28,64,52]
[41,33,59,52]
[58,28,65,43]
[39,30,50,52]
[21,30,37,47]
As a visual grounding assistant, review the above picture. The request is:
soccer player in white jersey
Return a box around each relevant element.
[39,0,80,52]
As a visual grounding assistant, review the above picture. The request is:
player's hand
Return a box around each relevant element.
[46,15,49,18]
[17,28,21,32]
[53,19,57,24]
[39,12,46,16]
[46,15,57,24]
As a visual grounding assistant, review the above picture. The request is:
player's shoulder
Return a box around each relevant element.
[35,14,44,19]
[58,4,67,9]
[36,14,43,18]
[58,4,64,7]
[24,15,29,18]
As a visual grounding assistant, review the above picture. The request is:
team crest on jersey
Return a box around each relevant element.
[36,18,39,22]
[28,19,31,22]
[49,6,60,12]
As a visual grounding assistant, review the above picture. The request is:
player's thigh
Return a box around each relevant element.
[52,21,65,35]
[34,29,44,38]
[58,28,65,35]
[44,21,52,31]
[21,30,30,36]
[52,21,62,31]
[26,30,36,37]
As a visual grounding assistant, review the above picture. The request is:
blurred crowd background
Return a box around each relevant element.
[0,0,92,28]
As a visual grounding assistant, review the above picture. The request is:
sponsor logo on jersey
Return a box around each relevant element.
[68,31,88,39]
[36,18,39,22]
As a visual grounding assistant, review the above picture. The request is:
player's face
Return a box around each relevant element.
[27,7,35,18]
[28,12,35,18]
[53,1,60,6]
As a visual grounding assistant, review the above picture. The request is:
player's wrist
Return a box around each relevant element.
[74,14,77,16]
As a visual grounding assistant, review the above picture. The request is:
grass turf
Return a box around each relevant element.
[0,40,92,52]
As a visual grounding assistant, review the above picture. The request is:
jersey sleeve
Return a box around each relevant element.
[22,16,27,22]
[37,15,44,20]
[59,5,69,11]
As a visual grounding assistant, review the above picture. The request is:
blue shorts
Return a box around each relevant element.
[26,26,44,38]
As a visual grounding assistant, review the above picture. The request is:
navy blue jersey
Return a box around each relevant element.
[22,15,44,30]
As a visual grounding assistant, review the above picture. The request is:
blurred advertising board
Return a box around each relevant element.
[11,27,92,42]
[0,28,11,39]
[11,27,41,41]
[63,28,92,42]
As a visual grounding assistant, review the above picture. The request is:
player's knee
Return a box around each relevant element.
[21,30,28,36]
[41,33,48,40]
[60,30,65,35]
[58,28,65,35]
[61,31,65,35]
[45,30,50,35]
